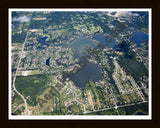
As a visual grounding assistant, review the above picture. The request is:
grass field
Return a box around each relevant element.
[15,74,51,106]
[17,70,40,76]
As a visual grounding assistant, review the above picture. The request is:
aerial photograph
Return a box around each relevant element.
[9,9,151,119]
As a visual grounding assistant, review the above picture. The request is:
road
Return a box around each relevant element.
[12,31,30,115]
[83,101,148,114]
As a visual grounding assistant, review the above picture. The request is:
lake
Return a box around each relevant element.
[59,36,114,89]
[93,34,116,48]
[71,63,102,89]
[46,57,50,66]
[41,36,48,41]
[38,36,48,43]
[130,31,148,47]
[69,37,97,53]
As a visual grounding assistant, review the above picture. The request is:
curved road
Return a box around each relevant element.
[12,31,30,115]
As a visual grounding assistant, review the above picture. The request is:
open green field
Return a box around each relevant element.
[17,70,40,76]
[32,17,47,20]
[15,74,51,106]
